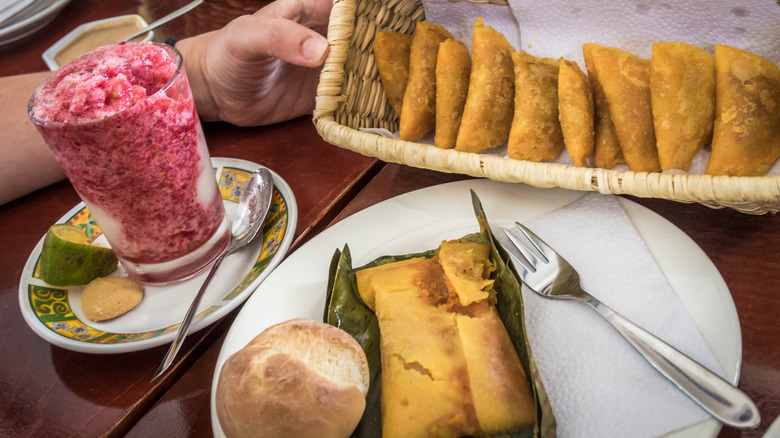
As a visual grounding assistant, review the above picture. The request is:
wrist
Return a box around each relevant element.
[175,35,220,122]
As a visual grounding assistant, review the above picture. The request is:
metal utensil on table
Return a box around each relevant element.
[501,221,760,429]
[124,0,203,42]
[152,167,274,381]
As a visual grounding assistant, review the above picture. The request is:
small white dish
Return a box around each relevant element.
[42,14,153,70]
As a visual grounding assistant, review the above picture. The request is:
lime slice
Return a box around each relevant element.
[39,224,119,286]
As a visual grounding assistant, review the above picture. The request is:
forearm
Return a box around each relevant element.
[0,71,66,206]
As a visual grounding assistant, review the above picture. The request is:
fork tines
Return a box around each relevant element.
[502,221,550,274]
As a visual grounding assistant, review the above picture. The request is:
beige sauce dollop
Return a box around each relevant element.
[55,17,147,66]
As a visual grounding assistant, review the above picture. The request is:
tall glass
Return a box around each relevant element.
[28,42,230,284]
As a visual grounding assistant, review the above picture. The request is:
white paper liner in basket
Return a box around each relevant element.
[313,0,780,214]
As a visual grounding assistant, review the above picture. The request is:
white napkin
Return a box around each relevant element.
[504,0,780,71]
[416,0,780,175]
[419,0,520,51]
[423,0,780,67]
[507,192,725,438]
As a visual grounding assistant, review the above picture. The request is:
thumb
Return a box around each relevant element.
[300,34,330,66]
[228,14,329,68]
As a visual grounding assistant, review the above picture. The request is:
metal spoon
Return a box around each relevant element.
[124,0,204,42]
[152,167,274,381]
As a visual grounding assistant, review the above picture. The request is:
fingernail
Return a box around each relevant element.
[303,37,328,62]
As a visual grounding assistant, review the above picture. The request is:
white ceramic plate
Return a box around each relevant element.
[0,0,70,47]
[209,179,739,438]
[765,415,780,438]
[0,0,36,26]
[18,157,297,354]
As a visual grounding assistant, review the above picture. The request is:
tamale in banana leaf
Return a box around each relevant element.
[323,190,556,438]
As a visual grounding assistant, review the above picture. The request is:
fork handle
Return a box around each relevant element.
[585,296,760,429]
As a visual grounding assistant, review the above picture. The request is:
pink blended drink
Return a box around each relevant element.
[29,42,230,284]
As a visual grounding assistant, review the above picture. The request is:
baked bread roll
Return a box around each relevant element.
[215,318,370,438]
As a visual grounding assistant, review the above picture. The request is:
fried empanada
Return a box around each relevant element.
[583,43,624,169]
[558,58,594,167]
[435,39,471,149]
[455,18,515,153]
[705,44,780,176]
[590,44,660,172]
[507,51,563,162]
[651,42,715,171]
[399,21,453,142]
[373,31,413,119]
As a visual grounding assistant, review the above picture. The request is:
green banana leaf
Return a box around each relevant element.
[323,190,556,438]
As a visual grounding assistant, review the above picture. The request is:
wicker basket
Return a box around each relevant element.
[313,0,780,214]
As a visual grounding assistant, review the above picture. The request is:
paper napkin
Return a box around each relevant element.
[507,192,727,438]
[422,0,780,66]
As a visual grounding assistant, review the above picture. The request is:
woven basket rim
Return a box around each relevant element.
[313,0,780,214]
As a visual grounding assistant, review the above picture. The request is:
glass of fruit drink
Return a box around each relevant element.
[28,42,230,284]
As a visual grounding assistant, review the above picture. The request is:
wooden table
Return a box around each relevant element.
[1,1,778,437]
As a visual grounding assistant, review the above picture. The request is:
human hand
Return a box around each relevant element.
[177,0,332,126]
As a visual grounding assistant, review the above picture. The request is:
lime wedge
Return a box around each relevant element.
[39,224,119,286]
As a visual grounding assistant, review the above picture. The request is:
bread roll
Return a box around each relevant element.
[216,318,369,438]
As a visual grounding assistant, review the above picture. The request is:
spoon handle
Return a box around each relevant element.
[152,250,227,381]
[124,0,204,42]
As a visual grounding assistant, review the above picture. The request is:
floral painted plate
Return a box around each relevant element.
[18,157,297,354]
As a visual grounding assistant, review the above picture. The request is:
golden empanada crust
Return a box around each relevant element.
[651,41,715,171]
[455,18,515,153]
[705,44,780,176]
[507,51,563,162]
[399,21,453,142]
[558,58,595,167]
[373,31,414,119]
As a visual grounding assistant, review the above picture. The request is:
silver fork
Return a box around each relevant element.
[502,221,760,429]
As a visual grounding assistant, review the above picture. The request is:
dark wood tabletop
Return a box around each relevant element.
[1,1,778,437]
